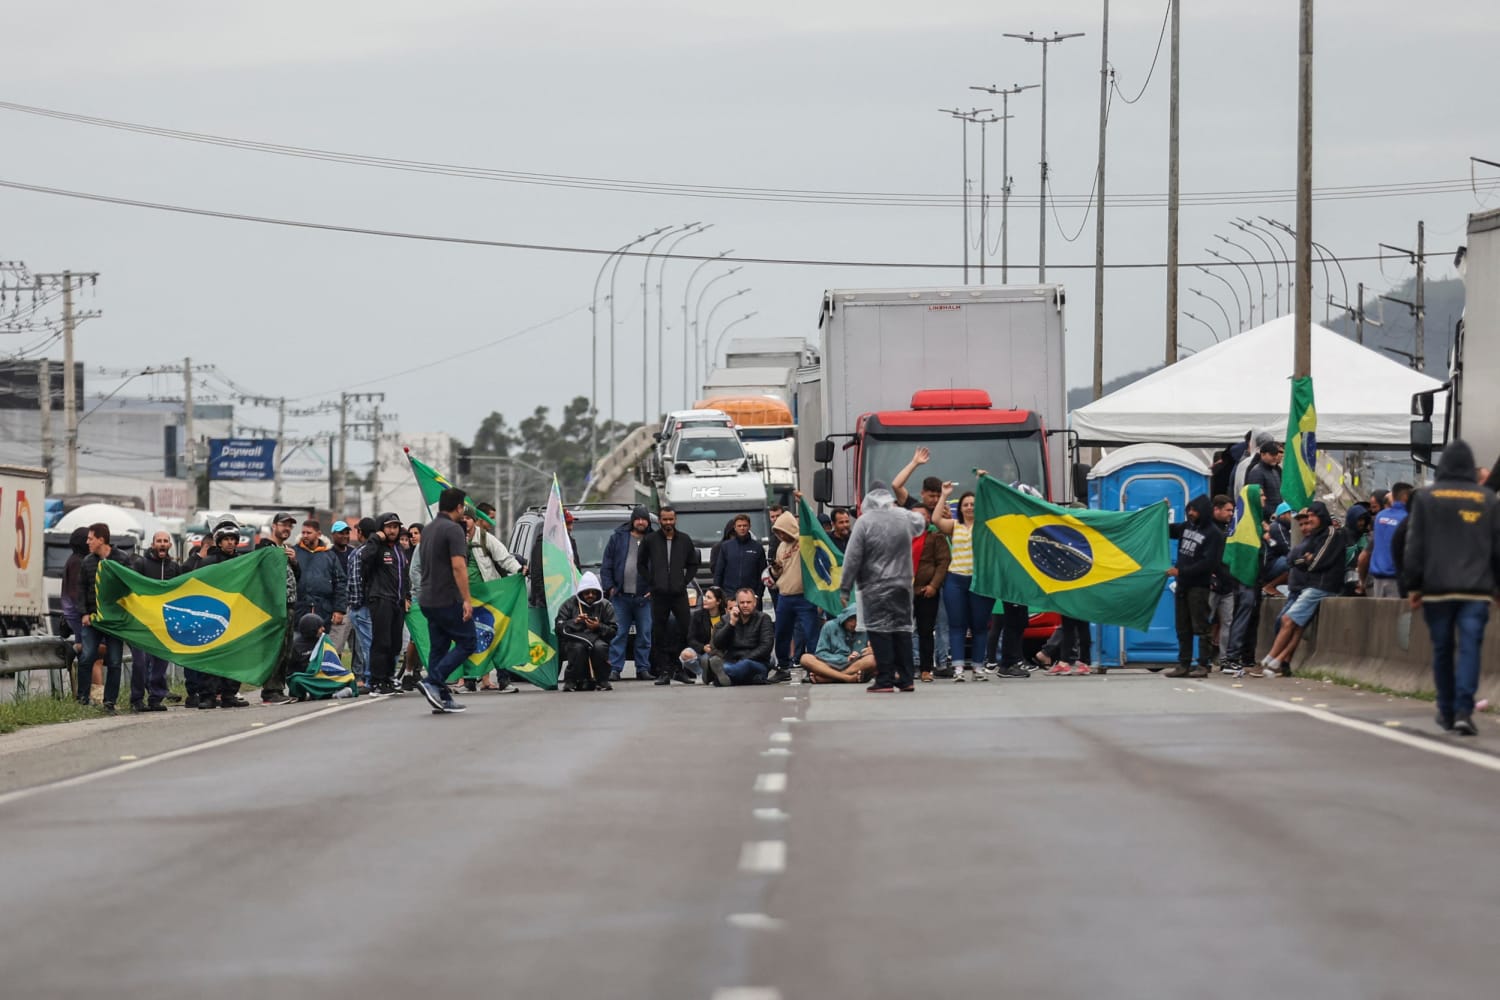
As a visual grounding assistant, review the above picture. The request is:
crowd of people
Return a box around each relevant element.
[55,437,1500,726]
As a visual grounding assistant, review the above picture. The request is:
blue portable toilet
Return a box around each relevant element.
[1086,444,1210,667]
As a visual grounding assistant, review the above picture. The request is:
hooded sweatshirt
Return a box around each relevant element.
[555,570,618,644]
[769,510,803,595]
[1170,495,1223,589]
[812,605,868,668]
[1290,501,1345,593]
[839,488,924,633]
[1403,441,1500,600]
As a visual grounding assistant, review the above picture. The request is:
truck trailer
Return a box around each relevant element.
[809,285,1068,507]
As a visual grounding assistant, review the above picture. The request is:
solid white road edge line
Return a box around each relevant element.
[711,989,783,1000]
[0,696,381,809]
[1203,683,1500,773]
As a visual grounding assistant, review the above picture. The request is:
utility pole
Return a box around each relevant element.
[1005,31,1085,283]
[370,400,382,508]
[273,397,286,503]
[183,357,199,505]
[29,270,99,494]
[1378,221,1428,371]
[1293,0,1314,379]
[972,83,1038,284]
[976,112,1003,282]
[336,393,349,512]
[1094,0,1110,400]
[337,392,385,512]
[1331,281,1381,347]
[38,359,53,490]
[1166,0,1181,366]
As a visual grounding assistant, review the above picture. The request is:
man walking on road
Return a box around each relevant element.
[638,505,700,685]
[1403,441,1500,736]
[416,487,474,714]
[839,484,924,693]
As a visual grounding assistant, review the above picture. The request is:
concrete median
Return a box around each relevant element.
[1258,596,1500,706]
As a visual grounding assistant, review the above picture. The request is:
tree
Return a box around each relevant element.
[462,397,637,511]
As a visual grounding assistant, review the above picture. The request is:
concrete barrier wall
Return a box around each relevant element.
[1256,596,1500,706]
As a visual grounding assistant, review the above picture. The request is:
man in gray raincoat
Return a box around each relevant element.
[839,484,925,692]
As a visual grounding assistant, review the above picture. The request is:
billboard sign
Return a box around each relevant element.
[207,439,276,481]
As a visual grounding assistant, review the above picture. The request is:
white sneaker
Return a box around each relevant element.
[975,666,991,682]
[1259,665,1279,678]
[955,667,968,683]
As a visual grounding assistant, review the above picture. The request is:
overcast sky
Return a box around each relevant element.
[4,0,1497,468]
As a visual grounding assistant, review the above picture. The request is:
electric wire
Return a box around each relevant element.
[1111,0,1173,105]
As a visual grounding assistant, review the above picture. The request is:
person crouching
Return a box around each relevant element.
[557,572,618,692]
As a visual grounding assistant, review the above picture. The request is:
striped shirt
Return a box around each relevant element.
[949,522,974,576]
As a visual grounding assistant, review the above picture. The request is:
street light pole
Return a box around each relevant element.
[971,83,1038,284]
[1194,266,1243,331]
[938,108,975,283]
[1205,249,1256,329]
[1234,219,1285,316]
[1183,310,1222,344]
[693,267,744,387]
[609,226,668,427]
[655,223,710,420]
[1188,287,1234,341]
[710,311,759,371]
[591,233,651,467]
[1217,233,1268,328]
[1004,30,1084,282]
[703,289,752,370]
[682,250,733,407]
[642,225,694,425]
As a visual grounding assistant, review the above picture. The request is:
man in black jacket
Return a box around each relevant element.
[706,588,775,685]
[637,505,701,685]
[362,512,412,694]
[711,513,766,599]
[1166,496,1227,678]
[128,530,179,712]
[256,512,301,705]
[555,571,618,692]
[194,521,252,708]
[1259,501,1345,678]
[79,523,131,711]
[1404,441,1500,735]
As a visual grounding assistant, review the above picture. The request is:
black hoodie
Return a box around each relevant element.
[1290,501,1345,593]
[1403,441,1500,599]
[1170,495,1223,588]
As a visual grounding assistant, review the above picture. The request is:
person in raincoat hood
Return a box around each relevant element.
[839,485,925,691]
[556,571,618,692]
[801,605,874,683]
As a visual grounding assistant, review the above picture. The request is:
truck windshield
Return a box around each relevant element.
[673,435,745,463]
[861,432,1047,499]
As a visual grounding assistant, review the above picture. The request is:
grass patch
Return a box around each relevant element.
[1295,668,1436,703]
[0,694,105,735]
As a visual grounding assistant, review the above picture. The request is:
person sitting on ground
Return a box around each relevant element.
[556,571,618,692]
[704,587,775,686]
[801,605,874,683]
[287,614,359,701]
[680,585,728,682]
[1259,501,1344,677]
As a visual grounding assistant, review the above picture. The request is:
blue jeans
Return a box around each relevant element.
[79,624,123,706]
[608,593,653,675]
[1423,600,1491,720]
[723,658,769,685]
[774,593,820,668]
[942,573,995,666]
[420,602,477,697]
[349,607,373,683]
[1226,584,1258,660]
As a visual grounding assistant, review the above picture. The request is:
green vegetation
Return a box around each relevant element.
[0,694,106,735]
[1295,668,1436,704]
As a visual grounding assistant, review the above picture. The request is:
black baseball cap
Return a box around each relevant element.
[271,511,297,525]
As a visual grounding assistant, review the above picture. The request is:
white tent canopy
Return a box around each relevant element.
[1070,315,1444,448]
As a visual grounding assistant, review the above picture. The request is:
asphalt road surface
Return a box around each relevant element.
[2,671,1498,999]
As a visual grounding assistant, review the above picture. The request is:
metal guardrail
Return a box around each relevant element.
[580,424,659,502]
[0,635,71,678]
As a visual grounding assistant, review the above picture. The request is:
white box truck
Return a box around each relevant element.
[810,285,1069,507]
[724,336,812,373]
[700,366,795,405]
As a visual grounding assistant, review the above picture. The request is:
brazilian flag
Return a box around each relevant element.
[93,546,289,685]
[407,575,534,686]
[798,497,844,617]
[1224,483,1264,587]
[404,448,496,528]
[289,634,359,700]
[972,474,1171,631]
[524,605,560,691]
[1283,376,1318,511]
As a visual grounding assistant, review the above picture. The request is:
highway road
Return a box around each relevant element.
[2,672,1498,999]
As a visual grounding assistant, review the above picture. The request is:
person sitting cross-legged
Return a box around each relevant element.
[703,588,775,686]
[801,605,875,683]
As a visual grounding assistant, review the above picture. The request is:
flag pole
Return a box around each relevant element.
[403,446,436,522]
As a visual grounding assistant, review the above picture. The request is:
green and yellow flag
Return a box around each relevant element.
[525,605,560,691]
[404,448,495,528]
[971,474,1170,631]
[1224,483,1264,587]
[93,546,289,685]
[406,574,535,686]
[798,497,844,617]
[1283,375,1318,511]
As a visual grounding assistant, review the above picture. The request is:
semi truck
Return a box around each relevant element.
[701,366,795,405]
[724,336,814,373]
[808,285,1069,508]
[1412,208,1500,469]
[1,465,47,637]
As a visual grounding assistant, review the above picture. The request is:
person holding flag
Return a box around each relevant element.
[932,485,996,683]
[1221,483,1265,674]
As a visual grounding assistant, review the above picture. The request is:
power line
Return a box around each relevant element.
[1111,0,1172,105]
[0,99,1495,209]
[0,175,1454,272]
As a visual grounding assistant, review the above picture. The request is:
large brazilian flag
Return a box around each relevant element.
[798,497,844,617]
[1223,483,1264,587]
[406,574,536,686]
[94,546,289,685]
[1282,375,1318,512]
[972,473,1171,631]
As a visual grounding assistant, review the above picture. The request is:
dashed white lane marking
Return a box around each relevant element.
[1204,683,1500,773]
[754,807,789,821]
[0,696,381,809]
[739,840,786,873]
[726,913,786,931]
[754,773,787,793]
[782,696,797,702]
[768,731,792,744]
[780,716,799,723]
[760,748,791,757]
[712,989,782,1000]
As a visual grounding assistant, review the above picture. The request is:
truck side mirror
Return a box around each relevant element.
[652,432,663,442]
[813,469,833,505]
[1410,419,1434,468]
[1071,462,1092,504]
[813,440,834,464]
